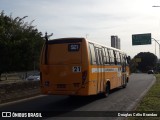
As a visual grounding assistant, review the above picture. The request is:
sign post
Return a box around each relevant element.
[152,38,160,58]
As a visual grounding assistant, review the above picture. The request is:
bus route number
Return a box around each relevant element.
[73,66,81,72]
[68,44,80,51]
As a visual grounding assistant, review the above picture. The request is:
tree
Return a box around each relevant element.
[0,11,44,79]
[129,59,137,73]
[133,52,157,72]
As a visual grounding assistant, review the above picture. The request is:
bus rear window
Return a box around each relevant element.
[47,43,82,65]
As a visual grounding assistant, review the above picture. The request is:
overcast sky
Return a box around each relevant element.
[1,0,160,57]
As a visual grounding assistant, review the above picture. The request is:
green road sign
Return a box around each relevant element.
[132,33,151,45]
[134,58,141,62]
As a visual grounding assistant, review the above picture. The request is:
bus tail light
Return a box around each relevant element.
[82,70,87,84]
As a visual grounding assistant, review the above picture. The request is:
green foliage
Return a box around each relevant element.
[0,11,44,75]
[129,59,137,73]
[133,52,157,72]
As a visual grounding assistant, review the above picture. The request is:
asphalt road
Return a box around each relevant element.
[0,73,156,120]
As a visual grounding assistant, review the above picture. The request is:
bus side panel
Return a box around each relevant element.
[103,65,122,90]
[88,65,98,95]
[88,65,123,94]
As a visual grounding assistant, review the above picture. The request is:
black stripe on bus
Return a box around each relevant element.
[47,38,83,44]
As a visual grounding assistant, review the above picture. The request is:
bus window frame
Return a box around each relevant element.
[89,43,97,65]
[114,51,121,65]
[108,49,115,65]
[102,47,110,65]
[113,50,117,65]
[119,53,123,65]
[95,47,103,65]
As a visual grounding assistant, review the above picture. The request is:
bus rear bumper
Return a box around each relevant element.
[47,91,76,95]
[42,90,80,95]
[41,87,92,96]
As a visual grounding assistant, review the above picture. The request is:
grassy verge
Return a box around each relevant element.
[129,74,160,120]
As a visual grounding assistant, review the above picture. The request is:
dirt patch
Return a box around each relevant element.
[0,81,41,104]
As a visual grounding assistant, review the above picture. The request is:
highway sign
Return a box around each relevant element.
[135,58,141,62]
[132,33,151,45]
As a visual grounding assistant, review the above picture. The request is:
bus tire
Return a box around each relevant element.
[102,83,110,97]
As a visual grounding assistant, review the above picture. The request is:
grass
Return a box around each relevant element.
[129,74,160,120]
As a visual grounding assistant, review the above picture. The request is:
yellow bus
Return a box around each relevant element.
[40,37,130,97]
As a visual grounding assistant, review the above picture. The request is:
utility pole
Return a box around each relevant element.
[152,5,160,58]
[152,38,160,58]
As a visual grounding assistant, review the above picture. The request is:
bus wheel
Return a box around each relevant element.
[102,83,110,97]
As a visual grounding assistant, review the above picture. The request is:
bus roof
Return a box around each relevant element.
[47,37,126,54]
[87,39,126,54]
[47,37,84,44]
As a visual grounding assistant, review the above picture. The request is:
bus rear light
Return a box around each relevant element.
[82,71,87,84]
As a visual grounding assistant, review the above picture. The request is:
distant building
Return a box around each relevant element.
[111,35,121,49]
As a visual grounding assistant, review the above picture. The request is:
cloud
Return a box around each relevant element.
[1,0,160,57]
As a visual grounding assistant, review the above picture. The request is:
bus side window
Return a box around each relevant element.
[116,51,121,65]
[95,47,103,65]
[124,55,128,65]
[108,49,114,65]
[104,48,110,65]
[113,50,117,65]
[121,54,126,72]
[89,43,96,65]
[119,53,123,65]
[95,47,100,65]
[99,48,103,65]
[122,54,126,65]
[121,54,126,64]
[102,47,106,64]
